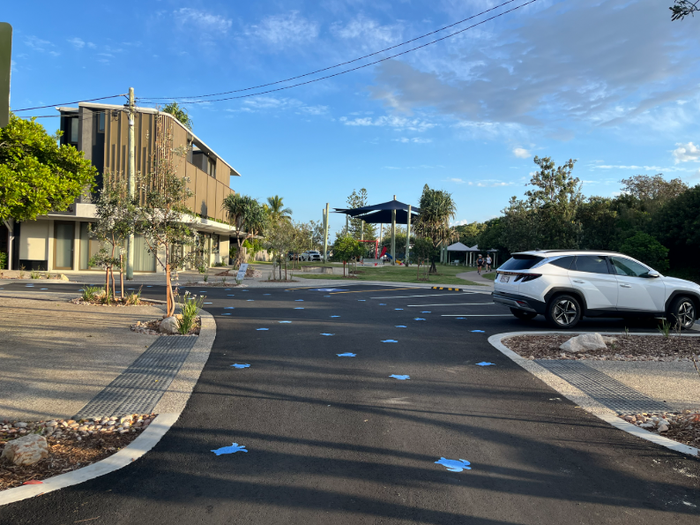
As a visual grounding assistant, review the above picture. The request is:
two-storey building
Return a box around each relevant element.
[4,102,240,273]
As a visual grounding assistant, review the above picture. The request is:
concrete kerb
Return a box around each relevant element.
[488,331,700,458]
[0,308,216,506]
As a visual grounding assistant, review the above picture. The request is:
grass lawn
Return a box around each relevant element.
[480,272,498,281]
[293,264,484,286]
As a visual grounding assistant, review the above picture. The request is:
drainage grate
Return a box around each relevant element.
[74,336,197,419]
[535,360,675,414]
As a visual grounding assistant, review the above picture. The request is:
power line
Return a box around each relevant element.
[138,0,524,102]
[138,0,539,106]
[13,94,126,113]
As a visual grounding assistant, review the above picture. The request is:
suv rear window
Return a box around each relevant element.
[572,255,610,274]
[549,256,574,269]
[499,255,544,271]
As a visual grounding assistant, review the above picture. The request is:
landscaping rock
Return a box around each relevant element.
[1,434,49,466]
[159,316,179,334]
[560,333,608,353]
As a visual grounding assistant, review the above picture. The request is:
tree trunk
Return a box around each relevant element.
[417,261,421,280]
[120,254,124,300]
[278,257,282,280]
[343,261,346,277]
[111,267,116,299]
[284,259,288,281]
[105,268,110,300]
[166,263,174,317]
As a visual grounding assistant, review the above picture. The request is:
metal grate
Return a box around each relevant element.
[74,336,196,419]
[535,360,675,414]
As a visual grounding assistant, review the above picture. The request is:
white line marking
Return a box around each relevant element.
[370,293,478,299]
[407,302,495,307]
[441,314,512,317]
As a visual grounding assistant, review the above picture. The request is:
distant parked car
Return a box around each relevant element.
[288,252,299,261]
[301,250,322,262]
[493,250,700,329]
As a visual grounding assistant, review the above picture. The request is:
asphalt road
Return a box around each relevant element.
[1,282,698,524]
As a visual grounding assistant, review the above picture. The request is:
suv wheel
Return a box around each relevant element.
[668,296,696,330]
[545,294,582,329]
[510,308,537,321]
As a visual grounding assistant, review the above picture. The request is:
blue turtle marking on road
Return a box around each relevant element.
[455,317,465,320]
[225,288,231,291]
[222,313,232,316]
[435,457,471,472]
[147,285,153,288]
[421,311,431,314]
[224,307,234,309]
[247,299,254,302]
[320,333,335,336]
[337,353,356,357]
[414,318,426,321]
[382,339,399,343]
[330,315,340,318]
[40,288,48,290]
[231,364,250,369]
[256,328,269,331]
[389,374,410,380]
[379,303,386,306]
[476,362,495,366]
[471,330,485,333]
[203,302,213,305]
[394,308,403,311]
[324,295,332,297]
[211,443,248,455]
[227,294,235,296]
[25,284,34,287]
[294,307,304,310]
[395,325,407,328]
[295,299,304,302]
[279,321,292,323]
[313,288,348,292]
[263,293,271,296]
[358,299,366,302]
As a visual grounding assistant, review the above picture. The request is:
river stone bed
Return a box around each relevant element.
[618,410,700,449]
[503,333,700,361]
[0,414,156,490]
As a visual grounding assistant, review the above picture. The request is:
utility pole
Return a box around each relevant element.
[390,195,396,265]
[126,87,135,280]
[405,205,411,265]
[323,203,330,263]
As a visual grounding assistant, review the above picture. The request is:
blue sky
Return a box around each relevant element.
[6,0,700,235]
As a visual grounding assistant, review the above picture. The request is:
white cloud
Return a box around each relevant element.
[365,0,700,136]
[394,137,432,143]
[445,178,466,183]
[67,37,85,49]
[512,147,530,159]
[247,12,319,47]
[672,142,700,163]
[593,164,692,173]
[229,96,327,116]
[24,36,59,56]
[331,14,403,50]
[174,8,232,34]
[340,115,435,132]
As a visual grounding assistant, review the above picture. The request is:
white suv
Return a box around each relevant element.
[493,250,699,329]
[301,250,322,262]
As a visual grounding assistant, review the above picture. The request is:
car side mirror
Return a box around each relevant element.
[647,270,660,278]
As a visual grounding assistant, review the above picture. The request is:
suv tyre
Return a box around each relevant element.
[510,308,537,321]
[667,296,696,331]
[545,294,582,329]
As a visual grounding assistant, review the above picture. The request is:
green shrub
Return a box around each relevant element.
[81,285,102,302]
[125,286,143,305]
[619,232,669,273]
[30,270,41,279]
[0,251,6,270]
[177,292,204,334]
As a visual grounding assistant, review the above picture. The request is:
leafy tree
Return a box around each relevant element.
[134,136,197,318]
[89,178,136,300]
[619,232,669,273]
[620,174,688,213]
[0,115,97,238]
[576,197,618,250]
[162,102,193,130]
[346,188,377,240]
[477,218,509,263]
[502,156,582,251]
[454,222,485,247]
[670,0,699,20]
[266,195,293,222]
[332,236,363,277]
[263,219,296,280]
[223,194,267,267]
[654,184,700,271]
[415,185,457,273]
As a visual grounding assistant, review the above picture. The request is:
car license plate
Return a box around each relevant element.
[500,275,510,283]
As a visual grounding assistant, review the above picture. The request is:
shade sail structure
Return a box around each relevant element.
[446,242,469,252]
[333,199,420,224]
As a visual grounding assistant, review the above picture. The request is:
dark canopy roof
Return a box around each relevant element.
[333,199,420,225]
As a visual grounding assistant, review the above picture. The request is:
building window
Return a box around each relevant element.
[97,112,105,133]
[70,117,79,143]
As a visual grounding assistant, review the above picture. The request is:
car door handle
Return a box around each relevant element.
[620,284,632,288]
[572,280,584,284]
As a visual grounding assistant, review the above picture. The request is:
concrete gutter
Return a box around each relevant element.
[488,331,700,458]
[0,309,216,506]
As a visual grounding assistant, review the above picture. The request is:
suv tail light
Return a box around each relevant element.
[513,273,542,282]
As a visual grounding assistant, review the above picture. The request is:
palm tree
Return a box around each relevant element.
[267,195,293,223]
[415,184,458,273]
[222,194,267,266]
